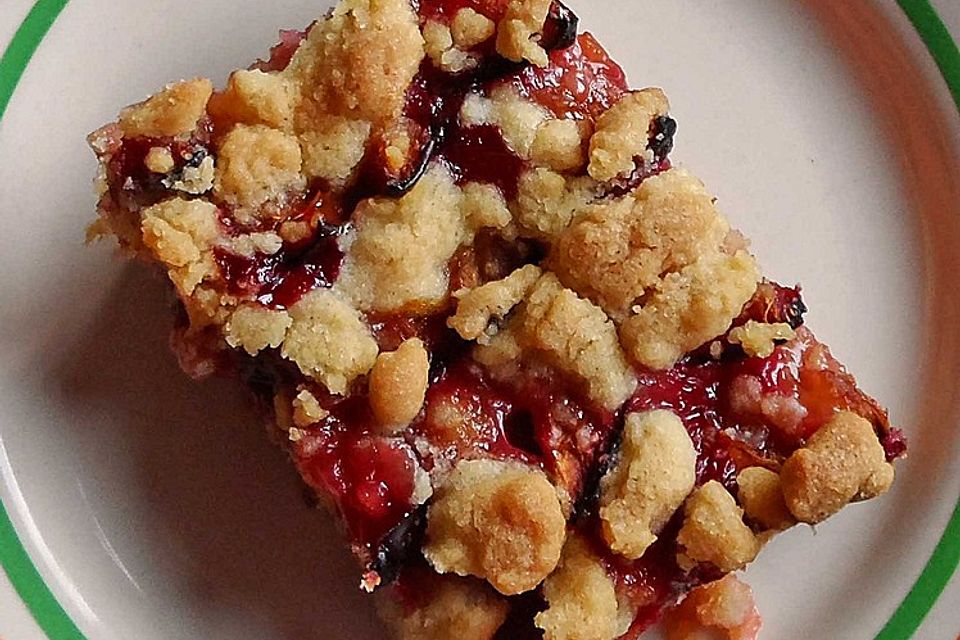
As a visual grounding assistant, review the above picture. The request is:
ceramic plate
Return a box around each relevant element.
[1,1,959,638]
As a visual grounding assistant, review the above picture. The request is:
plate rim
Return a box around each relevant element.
[0,1,957,639]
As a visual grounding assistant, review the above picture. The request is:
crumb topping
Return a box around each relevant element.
[209,69,295,129]
[337,165,469,312]
[424,459,566,595]
[119,79,213,138]
[496,0,552,66]
[531,118,588,172]
[736,467,795,532]
[369,338,430,430]
[461,85,550,158]
[451,9,496,49]
[664,574,761,640]
[382,575,508,640]
[620,250,760,369]
[280,289,379,394]
[144,147,175,174]
[780,411,895,524]
[224,304,292,355]
[449,264,542,341]
[479,273,637,410]
[677,481,761,573]
[512,168,596,241]
[535,534,627,640]
[599,410,696,559]
[213,124,304,210]
[550,168,732,320]
[727,321,796,358]
[587,89,669,182]
[292,388,329,428]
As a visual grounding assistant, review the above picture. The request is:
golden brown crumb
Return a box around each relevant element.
[224,304,292,355]
[736,467,796,531]
[292,388,329,427]
[381,575,508,640]
[535,534,627,640]
[448,264,543,341]
[496,0,552,66]
[620,250,760,370]
[423,20,477,73]
[227,232,284,258]
[280,289,379,394]
[479,273,636,410]
[286,0,424,123]
[208,69,295,129]
[727,321,796,358]
[298,116,371,184]
[512,169,596,241]
[587,89,669,182]
[461,182,512,232]
[144,147,175,174]
[119,78,213,138]
[599,410,696,559]
[452,8,496,48]
[213,124,304,209]
[780,411,895,524]
[337,165,468,312]
[140,198,219,267]
[171,154,215,195]
[423,459,566,595]
[550,169,732,319]
[677,481,761,573]
[532,119,587,172]
[664,574,761,640]
[369,338,430,430]
[461,86,549,158]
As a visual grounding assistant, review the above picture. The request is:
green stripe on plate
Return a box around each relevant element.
[0,0,958,639]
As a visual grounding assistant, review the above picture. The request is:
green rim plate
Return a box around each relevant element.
[0,1,957,638]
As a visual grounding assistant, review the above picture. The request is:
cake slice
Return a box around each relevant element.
[87,1,906,637]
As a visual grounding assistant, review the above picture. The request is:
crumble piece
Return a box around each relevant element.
[479,273,637,410]
[587,89,670,182]
[550,168,732,319]
[531,119,587,172]
[599,410,696,559]
[280,289,379,394]
[170,154,215,195]
[677,481,761,573]
[140,198,220,270]
[620,250,760,370]
[144,147,175,174]
[664,574,761,640]
[118,78,213,138]
[227,231,284,257]
[424,20,477,73]
[208,69,295,129]
[285,0,424,123]
[382,575,508,640]
[369,338,430,430]
[292,388,329,428]
[461,182,512,232]
[423,459,566,595]
[298,116,372,184]
[212,124,304,209]
[461,86,550,158]
[780,411,895,524]
[224,304,292,356]
[448,264,542,341]
[535,534,630,640]
[496,0,552,66]
[512,168,596,241]
[337,165,468,312]
[451,9,496,48]
[727,321,796,358]
[736,467,796,531]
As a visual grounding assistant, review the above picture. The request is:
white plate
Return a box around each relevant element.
[1,1,959,638]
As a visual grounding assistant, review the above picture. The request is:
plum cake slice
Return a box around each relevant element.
[87,0,906,638]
